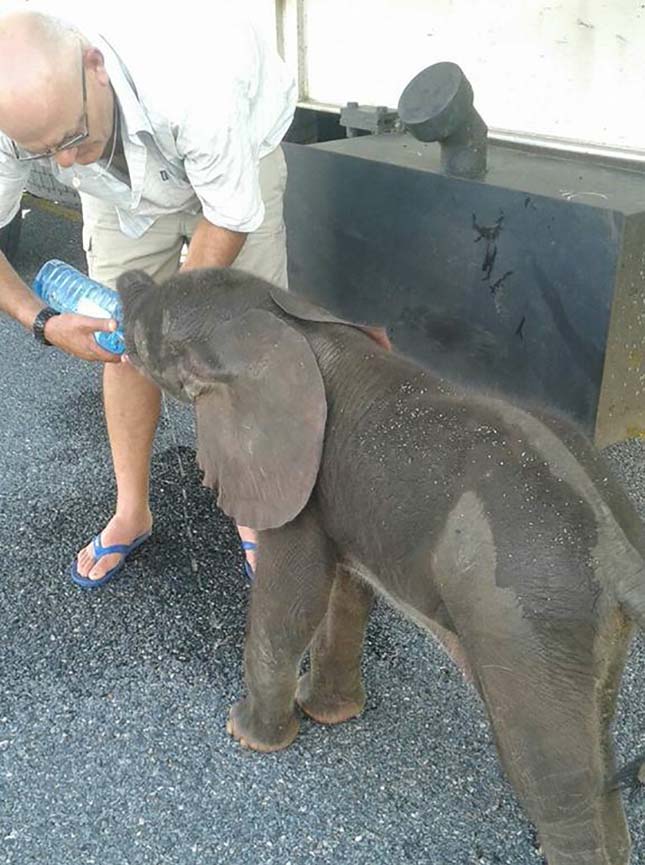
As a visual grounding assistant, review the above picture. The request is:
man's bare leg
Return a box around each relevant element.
[76,359,258,580]
[76,360,159,580]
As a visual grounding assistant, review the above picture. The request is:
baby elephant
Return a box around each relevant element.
[119,266,645,865]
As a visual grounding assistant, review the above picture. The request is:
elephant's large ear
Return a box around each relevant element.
[269,287,392,350]
[188,309,327,530]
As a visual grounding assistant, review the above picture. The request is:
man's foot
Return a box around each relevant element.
[75,512,153,581]
[237,525,258,576]
[241,541,257,579]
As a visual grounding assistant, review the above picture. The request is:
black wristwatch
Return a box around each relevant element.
[32,307,60,346]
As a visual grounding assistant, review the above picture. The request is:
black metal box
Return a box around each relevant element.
[284,136,645,445]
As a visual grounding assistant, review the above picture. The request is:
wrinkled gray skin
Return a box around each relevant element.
[119,266,645,865]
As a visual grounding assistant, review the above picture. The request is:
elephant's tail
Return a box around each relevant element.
[620,574,645,632]
[609,754,645,798]
[608,563,645,796]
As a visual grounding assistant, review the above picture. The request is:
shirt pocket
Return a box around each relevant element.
[143,116,190,186]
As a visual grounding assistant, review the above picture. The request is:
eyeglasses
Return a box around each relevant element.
[11,45,89,161]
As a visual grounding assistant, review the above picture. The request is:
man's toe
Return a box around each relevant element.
[76,543,96,578]
[88,553,120,581]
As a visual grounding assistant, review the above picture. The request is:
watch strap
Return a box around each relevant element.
[32,307,61,346]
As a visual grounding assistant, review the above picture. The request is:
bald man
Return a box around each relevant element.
[0,6,296,585]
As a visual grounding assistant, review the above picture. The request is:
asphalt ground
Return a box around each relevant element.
[0,199,644,865]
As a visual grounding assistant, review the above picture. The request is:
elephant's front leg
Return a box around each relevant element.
[227,509,337,752]
[296,565,374,724]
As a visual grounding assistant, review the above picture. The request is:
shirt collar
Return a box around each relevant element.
[96,34,153,139]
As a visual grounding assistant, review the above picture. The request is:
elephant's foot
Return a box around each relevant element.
[226,698,300,752]
[296,672,365,725]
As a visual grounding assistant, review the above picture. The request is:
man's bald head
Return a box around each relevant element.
[0,10,86,145]
[0,9,114,167]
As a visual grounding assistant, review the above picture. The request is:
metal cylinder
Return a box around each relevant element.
[398,61,488,179]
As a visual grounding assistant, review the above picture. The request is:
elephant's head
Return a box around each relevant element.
[118,267,389,531]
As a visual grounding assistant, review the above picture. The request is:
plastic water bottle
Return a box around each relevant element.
[32,259,125,354]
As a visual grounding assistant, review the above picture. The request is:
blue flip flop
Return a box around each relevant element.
[241,540,257,580]
[70,530,152,589]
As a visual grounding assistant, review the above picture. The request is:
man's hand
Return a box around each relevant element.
[43,312,121,363]
[0,252,118,362]
[181,218,246,271]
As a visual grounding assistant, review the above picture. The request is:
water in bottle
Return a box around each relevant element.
[32,259,126,354]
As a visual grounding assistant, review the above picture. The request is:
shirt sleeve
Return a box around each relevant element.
[0,136,30,228]
[170,12,269,235]
[176,89,265,234]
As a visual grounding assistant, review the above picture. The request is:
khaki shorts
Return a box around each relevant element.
[81,145,288,291]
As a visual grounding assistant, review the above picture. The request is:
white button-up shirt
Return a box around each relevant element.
[0,2,296,237]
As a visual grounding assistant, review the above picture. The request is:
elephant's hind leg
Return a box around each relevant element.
[296,564,375,724]
[468,618,632,865]
[435,488,633,864]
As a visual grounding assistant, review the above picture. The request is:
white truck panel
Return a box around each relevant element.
[277,0,645,160]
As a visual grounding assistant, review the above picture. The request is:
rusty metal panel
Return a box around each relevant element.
[595,213,645,446]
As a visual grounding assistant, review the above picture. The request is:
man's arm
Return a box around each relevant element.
[0,248,44,326]
[181,217,246,271]
[0,250,120,362]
